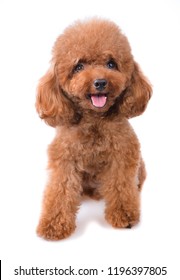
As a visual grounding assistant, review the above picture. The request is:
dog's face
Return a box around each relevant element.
[54,19,134,113]
[36,19,152,126]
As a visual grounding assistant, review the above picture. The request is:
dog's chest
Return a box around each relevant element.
[69,124,113,172]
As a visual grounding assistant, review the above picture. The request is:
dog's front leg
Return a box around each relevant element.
[102,167,140,229]
[37,164,82,240]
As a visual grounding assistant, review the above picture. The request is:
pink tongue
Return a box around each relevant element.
[91,95,107,108]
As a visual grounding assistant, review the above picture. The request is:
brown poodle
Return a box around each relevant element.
[36,18,152,240]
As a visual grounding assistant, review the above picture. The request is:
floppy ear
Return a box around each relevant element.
[120,62,152,118]
[36,66,77,127]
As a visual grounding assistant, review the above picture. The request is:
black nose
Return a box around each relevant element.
[94,79,107,91]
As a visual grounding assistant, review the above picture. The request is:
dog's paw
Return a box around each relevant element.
[36,214,76,240]
[105,207,140,229]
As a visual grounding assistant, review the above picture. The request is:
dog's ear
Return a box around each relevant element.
[120,62,152,118]
[36,65,77,127]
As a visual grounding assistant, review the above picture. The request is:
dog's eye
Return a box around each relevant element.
[73,63,84,73]
[107,60,117,70]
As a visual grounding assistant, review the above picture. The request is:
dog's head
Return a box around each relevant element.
[36,18,152,126]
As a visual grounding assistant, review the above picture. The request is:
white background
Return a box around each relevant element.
[0,0,180,279]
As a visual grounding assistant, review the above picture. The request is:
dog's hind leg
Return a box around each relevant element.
[137,158,147,191]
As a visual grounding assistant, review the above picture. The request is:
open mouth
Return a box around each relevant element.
[87,93,108,108]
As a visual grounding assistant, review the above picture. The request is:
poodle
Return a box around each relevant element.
[36,18,152,240]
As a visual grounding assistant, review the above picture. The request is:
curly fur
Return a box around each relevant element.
[36,18,152,240]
